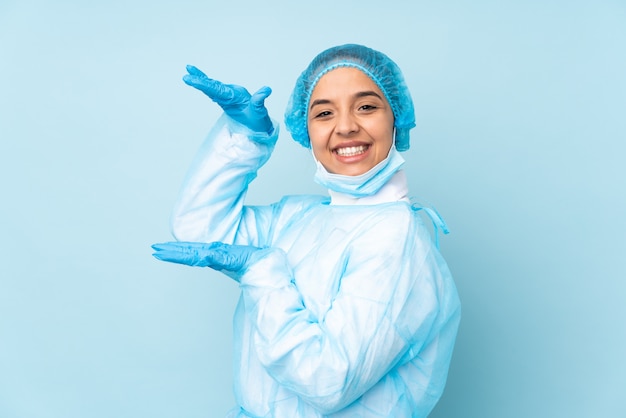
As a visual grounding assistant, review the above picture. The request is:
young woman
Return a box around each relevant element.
[153,44,461,417]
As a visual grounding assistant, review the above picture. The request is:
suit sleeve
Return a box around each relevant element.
[170,114,279,247]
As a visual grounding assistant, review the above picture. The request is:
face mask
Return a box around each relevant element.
[313,144,405,197]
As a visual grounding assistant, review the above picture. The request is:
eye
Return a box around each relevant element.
[313,110,332,119]
[359,104,378,112]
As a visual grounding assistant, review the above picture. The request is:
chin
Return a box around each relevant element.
[336,165,371,177]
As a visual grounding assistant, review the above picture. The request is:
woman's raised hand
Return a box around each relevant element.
[183,65,273,134]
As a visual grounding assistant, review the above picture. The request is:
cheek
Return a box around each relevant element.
[381,118,395,147]
[310,140,327,162]
[307,124,327,150]
[310,141,327,164]
[367,120,394,146]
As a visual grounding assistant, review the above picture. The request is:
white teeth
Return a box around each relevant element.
[336,145,368,157]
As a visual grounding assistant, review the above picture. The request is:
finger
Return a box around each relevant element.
[183,65,210,86]
[153,247,210,266]
[183,75,237,103]
[152,241,219,251]
[151,243,191,260]
[152,250,188,264]
[178,241,224,250]
[185,64,206,77]
[151,242,183,252]
[250,86,272,109]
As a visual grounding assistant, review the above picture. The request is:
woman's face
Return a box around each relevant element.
[307,67,395,176]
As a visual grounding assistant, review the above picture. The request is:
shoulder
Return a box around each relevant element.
[346,203,427,250]
[360,202,445,262]
[360,202,420,233]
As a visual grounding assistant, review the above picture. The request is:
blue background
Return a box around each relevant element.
[1,1,625,417]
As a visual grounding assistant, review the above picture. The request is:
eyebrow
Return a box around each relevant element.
[309,90,384,110]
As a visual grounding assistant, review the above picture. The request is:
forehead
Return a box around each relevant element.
[310,67,383,99]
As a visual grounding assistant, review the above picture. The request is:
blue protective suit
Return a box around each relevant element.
[170,115,461,417]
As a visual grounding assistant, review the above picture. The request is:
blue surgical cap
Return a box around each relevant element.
[284,44,416,152]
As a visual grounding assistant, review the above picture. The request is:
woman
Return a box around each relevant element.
[152,44,461,417]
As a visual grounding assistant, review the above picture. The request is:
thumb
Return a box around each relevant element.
[250,86,272,110]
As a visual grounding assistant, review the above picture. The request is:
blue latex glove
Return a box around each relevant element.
[183,65,273,134]
[152,241,260,275]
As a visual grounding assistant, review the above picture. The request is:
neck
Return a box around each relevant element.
[328,170,410,205]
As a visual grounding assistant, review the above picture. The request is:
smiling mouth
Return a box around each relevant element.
[335,145,369,157]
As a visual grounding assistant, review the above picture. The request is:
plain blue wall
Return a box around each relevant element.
[1,1,625,417]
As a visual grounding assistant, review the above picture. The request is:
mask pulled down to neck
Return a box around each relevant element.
[313,144,405,198]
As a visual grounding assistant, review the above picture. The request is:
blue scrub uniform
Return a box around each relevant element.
[170,115,461,417]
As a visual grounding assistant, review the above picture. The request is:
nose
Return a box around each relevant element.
[335,111,359,136]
